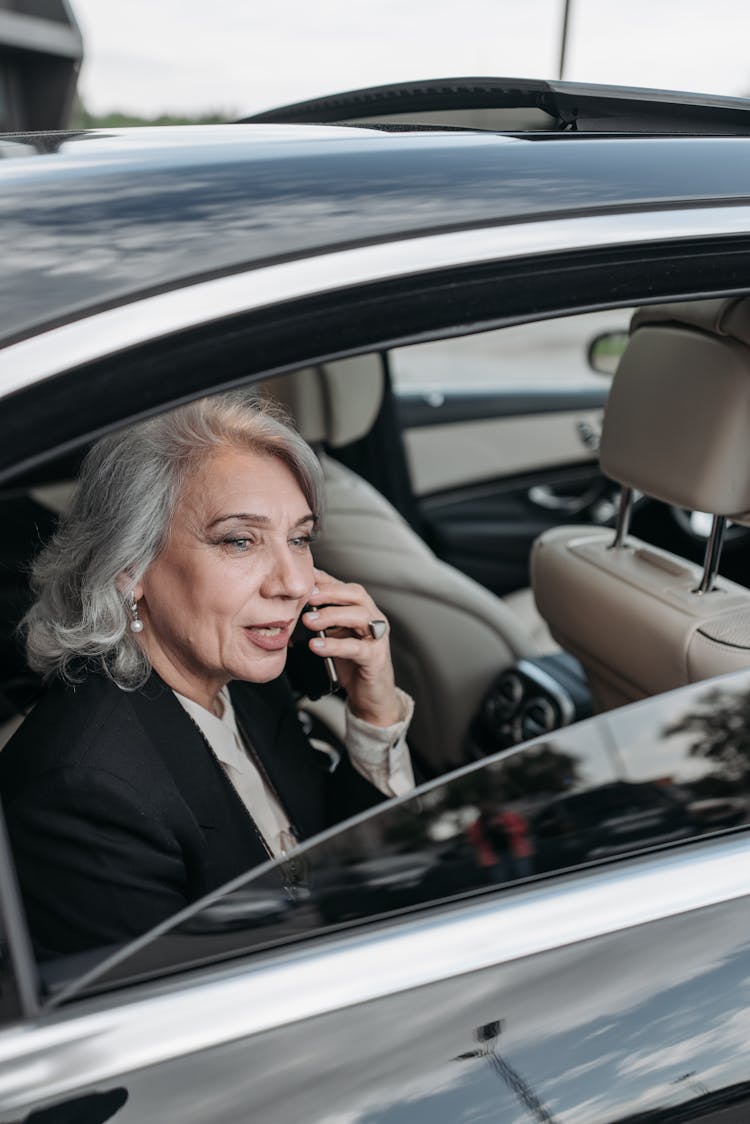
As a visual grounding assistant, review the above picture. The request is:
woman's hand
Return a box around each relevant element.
[301,568,401,727]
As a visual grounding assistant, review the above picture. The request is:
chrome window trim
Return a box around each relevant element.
[2,204,749,402]
[2,832,750,1111]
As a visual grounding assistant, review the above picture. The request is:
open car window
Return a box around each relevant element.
[44,666,750,1006]
[389,308,632,395]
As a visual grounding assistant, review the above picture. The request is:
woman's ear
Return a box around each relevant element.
[115,571,143,600]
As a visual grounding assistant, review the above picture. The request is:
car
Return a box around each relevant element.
[2,76,750,1122]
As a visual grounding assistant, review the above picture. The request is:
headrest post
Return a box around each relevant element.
[610,486,633,549]
[694,515,727,594]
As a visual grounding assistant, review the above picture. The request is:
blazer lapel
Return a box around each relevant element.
[127,669,259,845]
[129,672,327,869]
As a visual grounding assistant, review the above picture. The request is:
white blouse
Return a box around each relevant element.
[174,686,415,858]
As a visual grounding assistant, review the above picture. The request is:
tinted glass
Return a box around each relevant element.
[58,667,750,999]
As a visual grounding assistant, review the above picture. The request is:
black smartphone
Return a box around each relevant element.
[285,609,340,700]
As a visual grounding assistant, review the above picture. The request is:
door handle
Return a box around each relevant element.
[576,419,601,451]
[528,484,601,514]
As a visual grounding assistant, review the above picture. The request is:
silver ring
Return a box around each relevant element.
[368,619,387,641]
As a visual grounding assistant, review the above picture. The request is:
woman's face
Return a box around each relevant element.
[136,445,316,707]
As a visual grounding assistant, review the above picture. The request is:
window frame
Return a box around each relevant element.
[3,227,750,488]
[3,216,750,1012]
[0,798,39,1024]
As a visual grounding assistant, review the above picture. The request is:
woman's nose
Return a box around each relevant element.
[261,548,311,601]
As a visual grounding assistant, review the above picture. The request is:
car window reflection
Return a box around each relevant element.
[48,668,750,1002]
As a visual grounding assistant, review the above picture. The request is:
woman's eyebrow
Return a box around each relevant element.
[207,512,315,529]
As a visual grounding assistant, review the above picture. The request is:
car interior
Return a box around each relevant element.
[261,357,556,776]
[3,300,750,783]
[3,293,750,1004]
[533,298,750,711]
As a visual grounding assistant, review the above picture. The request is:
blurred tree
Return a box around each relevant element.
[664,685,750,781]
[70,97,233,129]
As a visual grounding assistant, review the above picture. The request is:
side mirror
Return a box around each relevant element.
[587,330,629,376]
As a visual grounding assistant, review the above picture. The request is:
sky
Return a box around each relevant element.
[69,0,750,120]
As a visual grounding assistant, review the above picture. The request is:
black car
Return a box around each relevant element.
[3,78,750,1123]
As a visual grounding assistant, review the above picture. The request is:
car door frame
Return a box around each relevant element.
[2,205,750,483]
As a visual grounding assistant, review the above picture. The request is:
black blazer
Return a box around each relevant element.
[0,671,381,959]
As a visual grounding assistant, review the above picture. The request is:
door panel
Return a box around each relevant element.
[390,312,623,597]
[10,862,750,1124]
[402,405,605,496]
[420,460,614,596]
[238,892,749,1124]
[396,385,612,596]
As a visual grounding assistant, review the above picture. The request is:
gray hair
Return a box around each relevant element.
[23,391,324,689]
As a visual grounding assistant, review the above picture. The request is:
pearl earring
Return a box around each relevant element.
[128,592,144,634]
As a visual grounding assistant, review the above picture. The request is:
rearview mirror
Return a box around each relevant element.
[587,330,629,376]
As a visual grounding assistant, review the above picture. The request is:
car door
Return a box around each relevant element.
[4,667,750,1123]
[390,310,627,598]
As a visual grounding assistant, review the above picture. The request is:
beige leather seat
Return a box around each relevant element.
[532,298,750,712]
[266,357,552,773]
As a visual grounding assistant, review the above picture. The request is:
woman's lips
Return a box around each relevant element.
[243,620,293,652]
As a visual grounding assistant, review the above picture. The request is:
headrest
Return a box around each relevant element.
[599,298,750,517]
[266,355,385,448]
[630,298,750,347]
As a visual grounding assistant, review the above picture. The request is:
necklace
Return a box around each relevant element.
[233,710,309,898]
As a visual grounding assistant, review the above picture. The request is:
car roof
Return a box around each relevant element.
[2,103,750,350]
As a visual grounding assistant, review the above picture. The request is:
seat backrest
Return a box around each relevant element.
[532,297,750,711]
[266,359,540,772]
[268,356,385,449]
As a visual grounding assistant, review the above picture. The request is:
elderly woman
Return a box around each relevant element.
[0,392,414,959]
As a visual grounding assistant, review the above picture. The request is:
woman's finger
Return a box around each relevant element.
[309,574,375,612]
[302,605,387,638]
[309,632,390,668]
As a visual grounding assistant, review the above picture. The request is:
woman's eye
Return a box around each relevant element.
[223,537,252,553]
